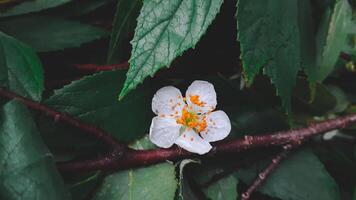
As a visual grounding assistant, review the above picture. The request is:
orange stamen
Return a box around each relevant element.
[176,106,207,133]
[189,95,205,106]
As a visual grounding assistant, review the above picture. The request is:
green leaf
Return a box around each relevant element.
[119,0,223,98]
[68,171,102,200]
[354,186,356,200]
[0,16,109,52]
[0,0,71,17]
[107,0,141,64]
[0,101,70,200]
[236,149,340,200]
[237,0,309,113]
[93,137,177,200]
[313,0,352,81]
[45,70,152,142]
[0,31,44,100]
[197,167,238,200]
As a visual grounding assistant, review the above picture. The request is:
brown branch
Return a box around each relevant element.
[0,87,126,152]
[1,87,356,173]
[58,111,356,172]
[73,62,129,72]
[241,144,297,200]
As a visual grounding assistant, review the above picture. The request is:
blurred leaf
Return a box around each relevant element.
[0,31,44,100]
[45,70,152,142]
[312,0,352,81]
[293,78,337,113]
[177,159,200,200]
[0,16,109,52]
[343,34,356,55]
[0,101,70,200]
[119,0,223,98]
[0,0,70,17]
[68,171,102,200]
[236,149,340,200]
[194,166,238,200]
[46,0,114,18]
[93,137,177,200]
[0,0,23,6]
[227,107,287,138]
[237,0,313,114]
[327,85,350,113]
[107,0,141,64]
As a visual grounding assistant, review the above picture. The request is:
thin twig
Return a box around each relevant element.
[73,62,129,72]
[0,87,126,152]
[241,144,298,200]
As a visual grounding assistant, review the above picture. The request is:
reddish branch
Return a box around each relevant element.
[58,111,356,172]
[0,87,126,152]
[1,87,356,173]
[73,62,129,72]
[241,144,297,200]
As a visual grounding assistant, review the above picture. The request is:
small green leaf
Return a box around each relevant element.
[0,31,44,100]
[45,70,152,142]
[119,0,223,98]
[237,0,309,113]
[0,0,71,17]
[0,16,109,52]
[107,0,142,64]
[93,137,177,200]
[313,0,352,81]
[236,149,340,200]
[0,101,70,200]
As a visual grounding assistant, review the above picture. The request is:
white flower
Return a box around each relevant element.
[149,80,231,155]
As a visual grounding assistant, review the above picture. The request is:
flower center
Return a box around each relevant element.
[176,107,207,132]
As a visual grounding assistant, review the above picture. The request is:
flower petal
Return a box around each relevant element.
[175,129,212,155]
[185,80,217,114]
[152,86,185,117]
[201,111,231,142]
[149,116,181,148]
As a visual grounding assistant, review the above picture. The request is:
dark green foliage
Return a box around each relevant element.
[0,101,69,200]
[0,16,109,52]
[45,71,152,142]
[0,0,355,199]
[236,149,340,200]
[0,32,44,100]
